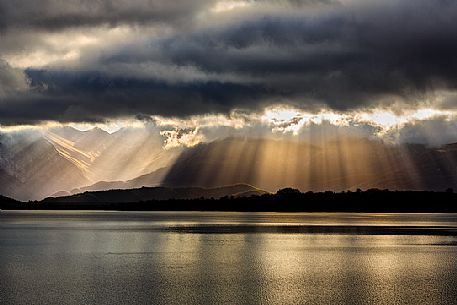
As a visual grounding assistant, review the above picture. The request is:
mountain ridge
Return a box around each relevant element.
[3,188,457,213]
[43,183,268,203]
[3,129,457,201]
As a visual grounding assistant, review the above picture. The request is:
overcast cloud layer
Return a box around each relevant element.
[1,0,457,124]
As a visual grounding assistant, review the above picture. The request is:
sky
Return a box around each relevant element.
[2,0,457,146]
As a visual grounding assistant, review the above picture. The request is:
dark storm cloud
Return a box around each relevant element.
[0,69,268,124]
[0,0,215,30]
[134,0,457,110]
[2,0,457,123]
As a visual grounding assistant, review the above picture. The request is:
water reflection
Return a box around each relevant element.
[1,212,457,304]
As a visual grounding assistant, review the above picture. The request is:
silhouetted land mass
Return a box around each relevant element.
[1,187,457,212]
[43,184,268,203]
[0,195,19,204]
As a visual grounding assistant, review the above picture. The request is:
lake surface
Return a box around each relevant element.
[1,211,457,304]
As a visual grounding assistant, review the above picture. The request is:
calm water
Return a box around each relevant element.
[2,211,457,305]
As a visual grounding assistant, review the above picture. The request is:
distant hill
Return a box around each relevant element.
[4,189,457,213]
[43,184,268,203]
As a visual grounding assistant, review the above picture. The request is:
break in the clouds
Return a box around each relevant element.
[1,0,457,125]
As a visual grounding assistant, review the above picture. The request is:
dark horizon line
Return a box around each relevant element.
[1,187,457,212]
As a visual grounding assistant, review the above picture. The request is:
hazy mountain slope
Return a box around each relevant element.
[163,137,457,192]
[48,126,180,182]
[0,126,180,200]
[0,135,90,201]
[0,169,22,198]
[44,184,267,203]
[47,127,180,183]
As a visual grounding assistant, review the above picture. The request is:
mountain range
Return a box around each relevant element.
[0,127,180,200]
[163,137,457,192]
[1,126,457,201]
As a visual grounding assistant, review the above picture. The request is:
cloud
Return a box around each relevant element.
[3,104,457,147]
[0,0,217,68]
[160,128,206,149]
[1,0,457,124]
[0,0,215,30]
[0,69,268,124]
[0,59,29,96]
[395,119,457,146]
[152,105,457,147]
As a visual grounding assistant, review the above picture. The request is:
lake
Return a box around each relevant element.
[1,211,457,304]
